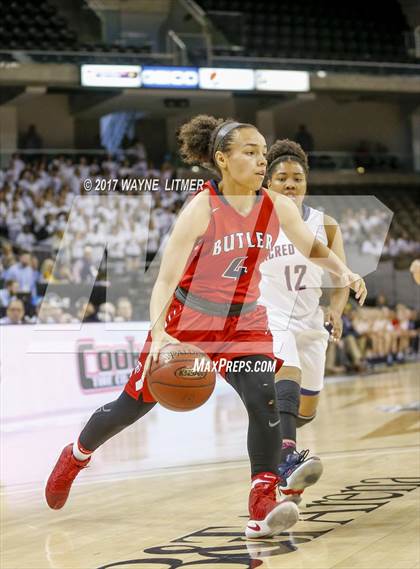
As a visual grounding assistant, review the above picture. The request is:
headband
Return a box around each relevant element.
[267,154,306,176]
[212,121,243,158]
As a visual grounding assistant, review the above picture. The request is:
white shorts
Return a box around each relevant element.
[273,327,329,394]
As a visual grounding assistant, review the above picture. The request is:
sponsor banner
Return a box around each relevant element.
[81,64,142,88]
[142,66,199,89]
[255,69,310,92]
[199,67,255,90]
[0,323,231,423]
[0,322,149,421]
[79,64,310,92]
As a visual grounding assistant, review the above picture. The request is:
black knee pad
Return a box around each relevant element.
[245,376,277,416]
[275,379,300,416]
[228,355,278,417]
[296,413,316,428]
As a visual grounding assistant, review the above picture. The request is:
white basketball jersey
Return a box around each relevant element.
[259,204,328,329]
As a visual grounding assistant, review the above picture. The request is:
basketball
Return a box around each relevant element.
[147,343,216,411]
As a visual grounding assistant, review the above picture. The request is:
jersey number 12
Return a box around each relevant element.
[285,265,307,291]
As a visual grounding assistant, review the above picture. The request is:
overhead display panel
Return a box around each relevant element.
[80,65,311,93]
[255,70,310,92]
[81,65,142,88]
[142,66,199,89]
[199,67,255,90]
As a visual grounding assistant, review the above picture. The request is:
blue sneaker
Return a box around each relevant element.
[278,449,323,504]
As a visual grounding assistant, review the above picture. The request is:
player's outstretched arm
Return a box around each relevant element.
[323,214,349,340]
[142,191,212,378]
[270,191,367,305]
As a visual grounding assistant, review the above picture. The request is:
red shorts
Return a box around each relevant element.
[125,297,282,402]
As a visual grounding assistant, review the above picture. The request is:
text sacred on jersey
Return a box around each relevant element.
[213,231,274,256]
[265,243,295,259]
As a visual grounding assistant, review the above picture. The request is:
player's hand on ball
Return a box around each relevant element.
[325,308,343,341]
[142,331,180,381]
[341,272,367,306]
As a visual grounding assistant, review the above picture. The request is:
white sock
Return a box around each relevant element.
[72,440,92,462]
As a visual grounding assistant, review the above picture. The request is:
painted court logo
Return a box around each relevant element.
[97,477,420,568]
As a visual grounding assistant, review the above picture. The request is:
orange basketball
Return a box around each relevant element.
[147,343,216,411]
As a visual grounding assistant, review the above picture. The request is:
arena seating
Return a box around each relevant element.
[0,0,152,63]
[0,0,416,70]
[0,1,77,52]
[198,0,413,63]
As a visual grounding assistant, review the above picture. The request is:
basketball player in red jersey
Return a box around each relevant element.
[46,116,366,539]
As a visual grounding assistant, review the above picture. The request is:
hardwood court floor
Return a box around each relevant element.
[1,363,419,569]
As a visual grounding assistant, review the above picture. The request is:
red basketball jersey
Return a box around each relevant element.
[178,180,279,304]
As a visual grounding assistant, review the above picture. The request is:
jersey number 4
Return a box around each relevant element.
[285,265,307,291]
[223,256,248,279]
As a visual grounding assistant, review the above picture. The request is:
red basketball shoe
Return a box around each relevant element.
[245,472,299,539]
[45,444,90,510]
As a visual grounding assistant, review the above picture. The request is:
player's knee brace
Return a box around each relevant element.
[275,379,300,416]
[296,413,316,428]
[229,356,278,419]
[245,375,278,418]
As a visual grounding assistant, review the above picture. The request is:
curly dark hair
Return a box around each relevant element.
[266,139,309,177]
[177,114,255,171]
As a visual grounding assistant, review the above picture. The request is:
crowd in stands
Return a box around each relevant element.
[0,152,182,269]
[0,287,135,326]
[0,151,419,374]
[0,151,191,325]
[340,208,420,258]
[1,153,418,266]
[325,299,419,374]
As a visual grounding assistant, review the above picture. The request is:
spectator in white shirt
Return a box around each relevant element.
[115,297,133,322]
[9,153,25,182]
[69,167,83,194]
[16,225,36,251]
[77,157,90,181]
[72,246,98,284]
[97,302,116,322]
[361,237,383,257]
[118,159,133,178]
[7,204,26,241]
[0,299,25,325]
